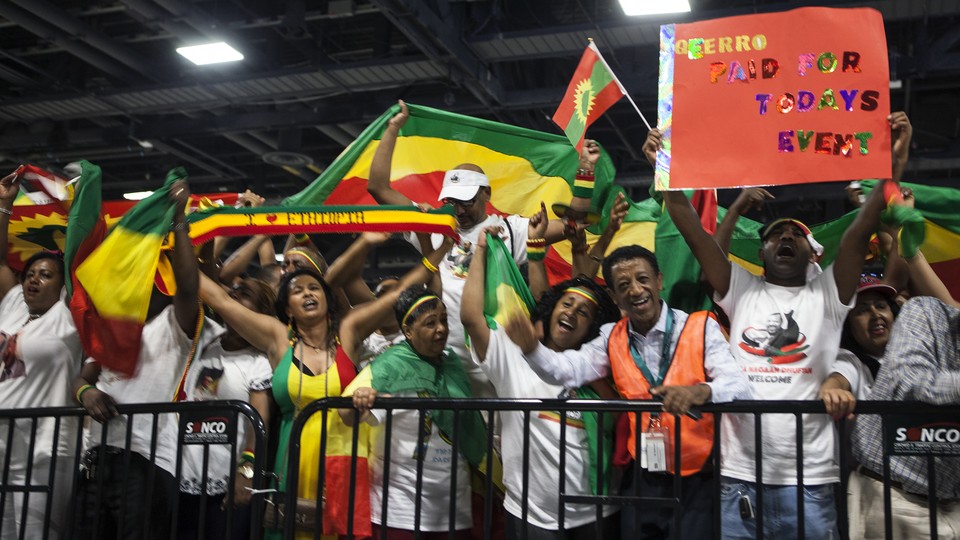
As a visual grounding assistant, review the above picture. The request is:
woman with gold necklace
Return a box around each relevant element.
[199,234,451,539]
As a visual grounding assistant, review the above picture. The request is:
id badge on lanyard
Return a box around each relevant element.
[640,414,670,472]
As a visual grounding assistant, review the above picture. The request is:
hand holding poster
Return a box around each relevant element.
[656,7,891,190]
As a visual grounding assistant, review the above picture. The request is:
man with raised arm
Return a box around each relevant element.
[653,112,913,538]
[367,100,578,395]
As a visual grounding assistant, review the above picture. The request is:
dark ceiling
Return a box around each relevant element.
[1,0,958,222]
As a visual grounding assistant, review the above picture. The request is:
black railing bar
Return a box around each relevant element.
[18,417,39,540]
[928,456,938,538]
[713,412,722,540]
[563,494,682,507]
[558,409,568,531]
[672,412,682,537]
[347,408,361,540]
[380,410,395,540]
[483,409,495,540]
[413,408,427,539]
[0,419,14,534]
[754,413,763,540]
[448,408,460,540]
[42,416,63,540]
[143,412,160,540]
[120,412,136,539]
[521,409,531,540]
[287,398,960,416]
[795,412,804,540]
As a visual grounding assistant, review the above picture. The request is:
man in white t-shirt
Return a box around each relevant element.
[366,100,572,396]
[655,112,910,538]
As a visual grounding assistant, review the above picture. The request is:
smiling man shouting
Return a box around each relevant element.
[504,244,752,539]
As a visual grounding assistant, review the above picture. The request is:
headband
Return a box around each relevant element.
[563,286,599,306]
[401,295,440,328]
[285,248,324,276]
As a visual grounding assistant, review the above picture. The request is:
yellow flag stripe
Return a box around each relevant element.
[75,228,163,321]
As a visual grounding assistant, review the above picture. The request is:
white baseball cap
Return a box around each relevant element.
[437,169,489,202]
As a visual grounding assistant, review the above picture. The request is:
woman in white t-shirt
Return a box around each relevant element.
[341,284,485,540]
[178,278,276,540]
[0,171,83,540]
[460,228,622,540]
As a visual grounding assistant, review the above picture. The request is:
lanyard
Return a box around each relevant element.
[628,306,674,388]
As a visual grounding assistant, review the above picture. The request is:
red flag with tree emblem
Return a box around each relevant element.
[553,41,626,153]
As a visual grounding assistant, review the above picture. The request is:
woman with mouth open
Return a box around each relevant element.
[199,233,452,540]
[0,167,83,539]
[458,215,623,540]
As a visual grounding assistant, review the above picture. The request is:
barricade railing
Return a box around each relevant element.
[0,400,267,540]
[2,399,956,539]
[284,398,960,540]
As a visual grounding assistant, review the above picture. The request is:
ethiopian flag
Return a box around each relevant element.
[483,234,537,329]
[552,41,627,154]
[283,102,617,225]
[71,168,185,375]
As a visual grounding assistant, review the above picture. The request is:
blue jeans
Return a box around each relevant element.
[719,476,838,540]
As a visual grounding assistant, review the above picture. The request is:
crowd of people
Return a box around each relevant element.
[0,103,958,540]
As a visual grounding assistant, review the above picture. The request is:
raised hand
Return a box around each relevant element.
[388,100,410,131]
[730,187,774,216]
[579,139,601,171]
[642,129,663,168]
[528,201,548,240]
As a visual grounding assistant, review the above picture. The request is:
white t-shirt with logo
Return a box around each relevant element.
[180,341,273,495]
[343,367,472,532]
[0,294,82,466]
[86,306,224,476]
[715,264,852,485]
[405,213,528,396]
[475,327,617,530]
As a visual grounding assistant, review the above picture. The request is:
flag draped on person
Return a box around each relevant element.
[552,41,627,154]
[69,167,185,375]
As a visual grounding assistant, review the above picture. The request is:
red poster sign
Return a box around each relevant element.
[655,7,891,190]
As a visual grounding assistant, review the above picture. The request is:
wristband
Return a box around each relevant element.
[526,238,546,247]
[171,221,189,232]
[240,450,255,464]
[422,257,439,273]
[76,384,95,404]
[0,207,11,216]
[295,233,310,243]
[573,172,596,200]
[527,244,546,262]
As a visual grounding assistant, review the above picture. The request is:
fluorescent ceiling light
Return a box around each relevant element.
[176,42,244,65]
[123,190,153,200]
[618,0,691,16]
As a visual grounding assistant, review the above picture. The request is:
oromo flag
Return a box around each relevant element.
[552,41,627,154]
[283,102,617,224]
[483,234,536,329]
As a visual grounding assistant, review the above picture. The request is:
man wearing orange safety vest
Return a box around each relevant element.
[504,245,752,539]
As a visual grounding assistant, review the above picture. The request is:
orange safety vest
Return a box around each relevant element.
[607,310,715,476]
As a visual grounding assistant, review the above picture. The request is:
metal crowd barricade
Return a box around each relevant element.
[0,400,267,540]
[283,398,960,540]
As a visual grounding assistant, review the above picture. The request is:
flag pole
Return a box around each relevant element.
[589,38,653,131]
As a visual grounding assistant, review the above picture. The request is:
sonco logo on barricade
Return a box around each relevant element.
[181,414,235,445]
[886,417,960,456]
[895,424,960,443]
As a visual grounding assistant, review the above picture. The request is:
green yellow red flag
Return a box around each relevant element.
[282,102,617,225]
[72,168,184,374]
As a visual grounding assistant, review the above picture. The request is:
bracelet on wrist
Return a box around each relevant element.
[526,238,546,247]
[76,384,95,404]
[0,207,12,216]
[576,168,595,177]
[240,450,255,464]
[171,221,189,233]
[422,257,439,273]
